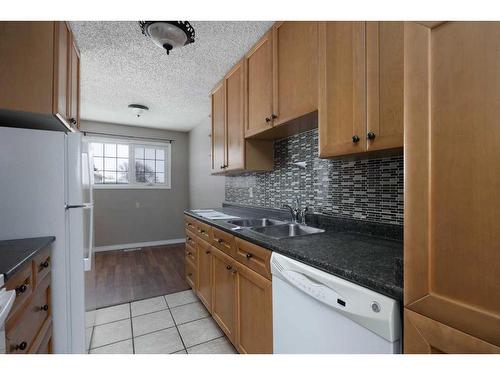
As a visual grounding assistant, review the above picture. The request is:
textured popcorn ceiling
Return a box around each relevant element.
[70,21,273,131]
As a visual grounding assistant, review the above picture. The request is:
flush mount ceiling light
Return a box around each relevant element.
[128,104,149,118]
[139,21,195,55]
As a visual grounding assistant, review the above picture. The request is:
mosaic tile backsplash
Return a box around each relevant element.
[225,128,404,225]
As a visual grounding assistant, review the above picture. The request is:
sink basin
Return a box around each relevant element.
[250,223,325,239]
[226,218,286,227]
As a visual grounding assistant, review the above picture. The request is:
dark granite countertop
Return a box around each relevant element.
[185,203,403,301]
[0,236,55,282]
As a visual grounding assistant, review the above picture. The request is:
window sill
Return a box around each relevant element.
[93,184,171,190]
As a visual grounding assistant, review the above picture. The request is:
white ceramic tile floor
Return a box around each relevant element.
[88,290,238,354]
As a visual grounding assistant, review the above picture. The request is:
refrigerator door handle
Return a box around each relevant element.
[65,203,94,210]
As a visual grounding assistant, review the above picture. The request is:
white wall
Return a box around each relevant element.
[188,118,225,208]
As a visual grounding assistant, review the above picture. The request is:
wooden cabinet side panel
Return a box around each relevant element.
[69,33,80,129]
[273,21,318,126]
[211,83,226,173]
[0,22,55,114]
[318,22,367,157]
[54,21,70,120]
[366,21,404,151]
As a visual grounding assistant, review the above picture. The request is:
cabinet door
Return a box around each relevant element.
[273,21,318,126]
[225,60,245,170]
[54,21,71,124]
[366,22,404,151]
[211,82,226,173]
[69,35,80,130]
[235,264,272,354]
[211,247,237,344]
[245,30,274,137]
[404,22,500,351]
[196,239,213,313]
[318,22,366,157]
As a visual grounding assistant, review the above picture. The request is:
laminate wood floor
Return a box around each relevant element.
[90,244,190,309]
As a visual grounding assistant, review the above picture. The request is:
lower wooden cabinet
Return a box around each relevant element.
[211,247,238,344]
[235,262,272,354]
[184,215,273,353]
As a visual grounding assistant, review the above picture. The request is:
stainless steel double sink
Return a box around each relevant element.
[225,218,325,239]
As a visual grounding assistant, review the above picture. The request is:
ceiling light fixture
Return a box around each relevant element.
[139,21,195,55]
[128,104,149,118]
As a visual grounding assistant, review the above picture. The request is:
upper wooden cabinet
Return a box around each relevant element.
[246,30,274,137]
[0,21,80,132]
[404,21,500,353]
[210,60,273,175]
[273,21,318,127]
[318,21,404,158]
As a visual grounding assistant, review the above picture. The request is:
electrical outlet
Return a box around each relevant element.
[249,187,253,198]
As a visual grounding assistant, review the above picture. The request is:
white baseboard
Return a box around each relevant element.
[94,238,186,253]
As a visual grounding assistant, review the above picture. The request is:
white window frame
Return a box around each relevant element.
[88,137,172,190]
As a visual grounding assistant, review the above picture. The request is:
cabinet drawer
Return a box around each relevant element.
[185,258,196,289]
[211,227,236,257]
[234,238,272,280]
[185,231,197,248]
[6,275,51,354]
[33,247,51,286]
[28,317,52,354]
[5,263,34,319]
[185,215,198,234]
[196,221,212,242]
[185,243,197,265]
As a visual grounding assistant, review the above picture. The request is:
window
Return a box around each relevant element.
[90,139,171,189]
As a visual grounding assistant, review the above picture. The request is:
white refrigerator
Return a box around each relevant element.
[0,126,95,353]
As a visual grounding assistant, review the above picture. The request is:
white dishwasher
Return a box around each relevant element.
[271,253,401,354]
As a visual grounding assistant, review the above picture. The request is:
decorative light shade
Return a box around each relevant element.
[128,104,149,118]
[139,21,195,54]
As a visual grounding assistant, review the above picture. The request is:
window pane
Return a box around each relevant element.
[135,146,144,159]
[117,158,128,171]
[155,160,165,173]
[93,157,103,172]
[145,159,155,173]
[91,143,103,157]
[104,157,116,171]
[104,143,116,157]
[104,171,116,183]
[135,160,145,173]
[145,172,155,183]
[117,172,129,184]
[94,171,104,184]
[145,148,155,159]
[155,173,165,183]
[156,149,165,160]
[135,172,145,183]
[117,144,129,158]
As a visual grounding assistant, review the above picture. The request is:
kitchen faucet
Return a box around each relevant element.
[283,197,308,224]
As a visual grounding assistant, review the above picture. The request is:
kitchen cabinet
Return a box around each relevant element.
[4,246,52,354]
[0,21,80,132]
[272,21,318,127]
[210,60,274,174]
[235,262,272,354]
[404,21,500,353]
[318,21,404,157]
[196,238,213,312]
[211,246,237,344]
[184,215,273,353]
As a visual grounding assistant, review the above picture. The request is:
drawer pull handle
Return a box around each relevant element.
[16,284,28,295]
[245,253,253,259]
[205,250,210,254]
[186,251,192,256]
[226,265,232,270]
[188,273,193,277]
[40,304,49,311]
[15,341,28,351]
[200,230,206,234]
[41,260,50,268]
[217,239,224,244]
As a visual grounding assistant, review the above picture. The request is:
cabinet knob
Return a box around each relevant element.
[16,284,27,295]
[226,265,232,270]
[217,238,224,244]
[41,260,50,268]
[40,304,49,312]
[205,250,210,254]
[352,135,360,143]
[271,114,278,120]
[265,117,271,123]
[15,341,28,351]
[367,131,376,140]
[220,165,224,169]
[70,118,77,126]
[245,253,253,259]
[186,251,191,256]
[188,273,192,277]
